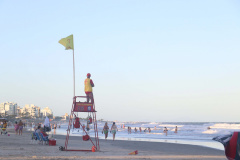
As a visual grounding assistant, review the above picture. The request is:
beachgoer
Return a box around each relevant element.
[174,126,178,133]
[18,120,23,135]
[148,127,151,133]
[2,121,7,130]
[35,126,41,135]
[134,127,137,132]
[82,124,86,132]
[128,127,132,134]
[84,73,94,103]
[1,121,7,135]
[14,121,19,135]
[86,122,90,131]
[154,126,156,130]
[102,122,109,140]
[139,127,142,132]
[110,122,118,141]
[163,127,168,136]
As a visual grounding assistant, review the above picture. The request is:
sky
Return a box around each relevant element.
[0,0,240,122]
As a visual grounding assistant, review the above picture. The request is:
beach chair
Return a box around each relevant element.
[40,133,49,145]
[35,133,43,144]
[30,132,38,144]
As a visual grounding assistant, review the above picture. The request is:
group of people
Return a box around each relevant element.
[32,124,49,144]
[102,122,118,140]
[129,127,151,133]
[125,125,179,136]
[14,120,24,135]
[163,126,178,136]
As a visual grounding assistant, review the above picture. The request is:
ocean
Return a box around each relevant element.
[48,121,240,151]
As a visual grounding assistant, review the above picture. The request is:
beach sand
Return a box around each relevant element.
[0,128,226,160]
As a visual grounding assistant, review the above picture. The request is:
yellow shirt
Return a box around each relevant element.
[84,78,92,92]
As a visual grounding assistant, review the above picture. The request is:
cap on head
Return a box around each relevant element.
[87,73,91,77]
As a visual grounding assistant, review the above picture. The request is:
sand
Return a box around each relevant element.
[0,128,226,160]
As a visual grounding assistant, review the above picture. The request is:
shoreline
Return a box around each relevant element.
[45,127,224,151]
[0,128,226,160]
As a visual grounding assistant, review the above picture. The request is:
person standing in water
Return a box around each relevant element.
[102,122,109,140]
[163,127,168,136]
[174,126,178,133]
[110,122,118,141]
[86,122,90,132]
[84,73,94,103]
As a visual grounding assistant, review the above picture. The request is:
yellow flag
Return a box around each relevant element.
[59,34,74,50]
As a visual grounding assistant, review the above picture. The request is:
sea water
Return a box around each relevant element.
[51,121,240,150]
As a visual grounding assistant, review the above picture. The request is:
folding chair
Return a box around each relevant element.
[40,133,49,145]
[35,133,43,144]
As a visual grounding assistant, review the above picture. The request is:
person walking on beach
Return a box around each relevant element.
[102,122,109,140]
[18,120,23,135]
[139,127,142,132]
[14,121,19,135]
[84,73,94,103]
[110,122,118,141]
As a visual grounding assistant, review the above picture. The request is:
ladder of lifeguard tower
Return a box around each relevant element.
[63,95,100,151]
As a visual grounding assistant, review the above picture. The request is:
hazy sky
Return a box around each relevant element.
[0,0,240,122]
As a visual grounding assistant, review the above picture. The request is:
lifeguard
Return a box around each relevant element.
[84,73,94,103]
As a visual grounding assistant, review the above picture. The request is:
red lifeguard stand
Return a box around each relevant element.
[60,95,100,151]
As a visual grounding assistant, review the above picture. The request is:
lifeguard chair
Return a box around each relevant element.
[60,95,100,151]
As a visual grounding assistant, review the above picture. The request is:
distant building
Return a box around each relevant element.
[16,106,21,117]
[0,103,5,116]
[0,102,17,116]
[41,107,53,117]
[62,113,69,120]
[22,104,41,117]
[0,102,54,118]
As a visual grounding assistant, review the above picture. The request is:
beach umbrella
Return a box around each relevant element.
[44,117,50,127]
[43,117,51,132]
[213,132,240,160]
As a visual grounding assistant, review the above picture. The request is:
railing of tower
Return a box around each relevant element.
[92,94,100,150]
[64,98,75,150]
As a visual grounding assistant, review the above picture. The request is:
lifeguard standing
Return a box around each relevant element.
[84,73,94,103]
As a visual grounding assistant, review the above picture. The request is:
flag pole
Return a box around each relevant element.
[73,49,75,97]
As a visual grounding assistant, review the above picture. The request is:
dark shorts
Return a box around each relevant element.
[19,126,23,130]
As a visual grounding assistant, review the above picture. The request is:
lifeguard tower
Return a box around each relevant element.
[58,34,99,151]
[60,95,100,151]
